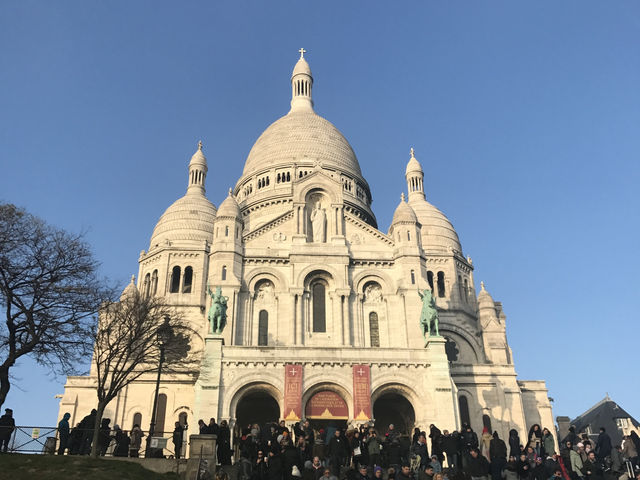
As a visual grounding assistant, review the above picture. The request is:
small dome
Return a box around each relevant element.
[405,148,423,176]
[477,282,498,320]
[217,189,241,218]
[120,275,138,301]
[391,194,418,225]
[292,57,312,77]
[189,141,207,168]
[149,193,216,248]
[409,198,462,253]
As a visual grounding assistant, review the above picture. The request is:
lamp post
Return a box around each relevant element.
[145,315,173,458]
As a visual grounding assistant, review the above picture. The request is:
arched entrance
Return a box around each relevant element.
[236,391,280,431]
[373,392,415,435]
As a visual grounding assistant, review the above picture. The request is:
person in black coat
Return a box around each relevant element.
[172,421,186,459]
[441,430,460,470]
[328,430,347,475]
[218,420,232,465]
[582,451,604,480]
[411,434,429,471]
[465,449,490,480]
[113,425,130,457]
[429,425,444,464]
[490,431,507,480]
[594,428,612,462]
[509,429,522,459]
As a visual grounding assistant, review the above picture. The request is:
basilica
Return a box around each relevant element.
[58,51,554,446]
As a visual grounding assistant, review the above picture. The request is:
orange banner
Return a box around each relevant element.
[305,391,349,419]
[352,364,372,421]
[283,364,303,421]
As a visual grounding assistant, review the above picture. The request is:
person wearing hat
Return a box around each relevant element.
[373,466,383,480]
[57,412,71,455]
[0,408,15,453]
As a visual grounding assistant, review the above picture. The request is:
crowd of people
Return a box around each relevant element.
[231,420,640,480]
[55,408,188,458]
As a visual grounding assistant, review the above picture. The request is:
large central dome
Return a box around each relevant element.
[242,110,362,177]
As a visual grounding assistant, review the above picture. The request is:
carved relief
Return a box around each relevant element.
[363,282,383,303]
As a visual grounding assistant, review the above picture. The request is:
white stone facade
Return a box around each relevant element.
[58,51,554,449]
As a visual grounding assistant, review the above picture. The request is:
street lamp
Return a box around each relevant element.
[145,315,173,458]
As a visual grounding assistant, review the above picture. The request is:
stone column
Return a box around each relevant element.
[193,335,224,430]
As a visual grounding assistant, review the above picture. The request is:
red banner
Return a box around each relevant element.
[305,391,349,419]
[352,364,372,421]
[283,364,303,421]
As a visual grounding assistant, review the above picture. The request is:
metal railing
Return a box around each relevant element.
[3,426,187,458]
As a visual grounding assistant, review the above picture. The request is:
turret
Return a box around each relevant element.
[477,282,512,364]
[405,148,425,203]
[290,48,314,112]
[187,141,208,195]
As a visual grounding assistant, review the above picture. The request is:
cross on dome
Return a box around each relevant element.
[198,140,203,151]
[298,47,306,58]
[410,147,415,158]
[401,193,406,202]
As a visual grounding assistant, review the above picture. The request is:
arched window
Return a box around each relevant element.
[178,412,188,427]
[458,275,464,302]
[410,270,416,285]
[312,282,326,333]
[151,270,158,296]
[132,412,142,429]
[170,266,181,293]
[459,395,471,427]
[182,266,193,293]
[221,266,227,281]
[427,271,434,292]
[437,271,446,298]
[258,310,269,346]
[369,312,380,347]
[143,273,151,297]
[225,225,229,237]
[463,278,469,301]
[156,393,167,434]
[482,414,492,433]
[407,231,411,241]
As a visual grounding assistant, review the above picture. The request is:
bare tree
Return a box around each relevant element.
[0,204,112,408]
[90,286,198,457]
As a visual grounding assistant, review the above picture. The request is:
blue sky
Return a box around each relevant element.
[1,1,638,428]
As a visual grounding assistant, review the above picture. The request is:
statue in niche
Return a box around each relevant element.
[418,288,440,339]
[310,202,326,243]
[207,283,228,334]
[364,284,382,303]
[256,281,274,301]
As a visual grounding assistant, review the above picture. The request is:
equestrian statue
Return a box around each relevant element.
[206,284,228,334]
[418,288,440,339]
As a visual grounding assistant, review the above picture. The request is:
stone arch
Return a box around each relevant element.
[227,380,284,421]
[455,387,483,433]
[297,264,343,289]
[293,174,342,205]
[352,269,395,296]
[439,325,484,363]
[245,267,288,294]
[371,382,419,435]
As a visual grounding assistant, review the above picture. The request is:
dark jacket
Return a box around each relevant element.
[462,429,479,452]
[509,430,522,458]
[595,433,611,459]
[411,441,429,469]
[582,458,604,480]
[490,436,508,461]
[328,436,347,458]
[466,454,490,477]
[442,433,459,456]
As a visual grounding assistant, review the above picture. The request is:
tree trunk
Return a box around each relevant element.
[90,402,107,457]
[0,365,11,410]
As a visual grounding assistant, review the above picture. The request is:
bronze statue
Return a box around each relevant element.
[206,284,228,334]
[418,288,440,338]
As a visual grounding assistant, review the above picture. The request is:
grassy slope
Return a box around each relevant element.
[0,454,180,480]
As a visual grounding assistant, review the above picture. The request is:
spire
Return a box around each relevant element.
[290,48,314,112]
[187,140,208,195]
[405,147,425,202]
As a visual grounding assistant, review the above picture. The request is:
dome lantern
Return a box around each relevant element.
[290,48,314,112]
[405,147,425,202]
[187,140,208,195]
